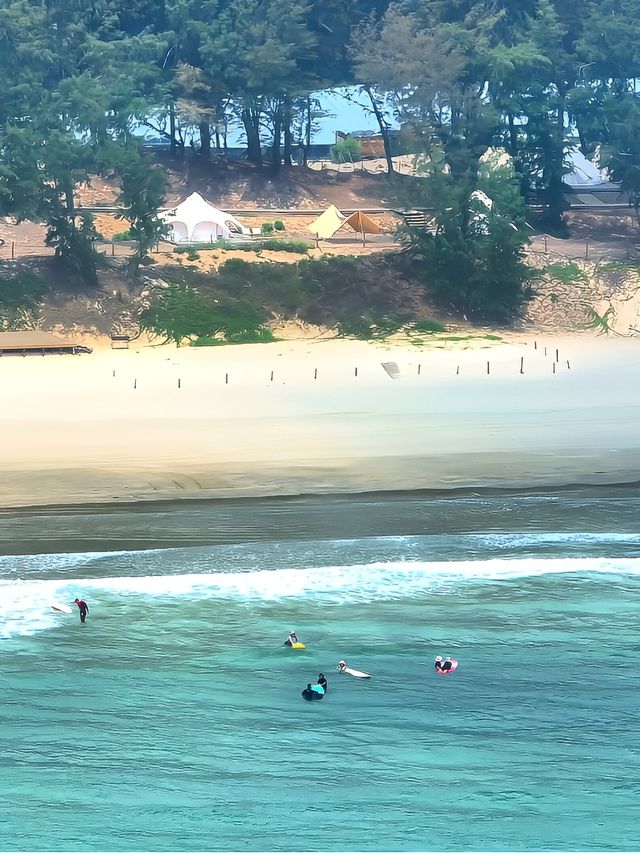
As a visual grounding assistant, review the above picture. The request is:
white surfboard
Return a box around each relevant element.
[51,603,72,614]
[338,665,371,679]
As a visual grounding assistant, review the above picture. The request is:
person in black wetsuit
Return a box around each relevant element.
[284,631,298,647]
[74,598,89,623]
[302,683,323,701]
[435,656,453,672]
[317,673,328,693]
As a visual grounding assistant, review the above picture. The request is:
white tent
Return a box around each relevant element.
[564,148,608,187]
[160,192,251,243]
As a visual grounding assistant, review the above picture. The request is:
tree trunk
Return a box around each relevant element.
[271,101,282,175]
[241,108,262,165]
[282,95,293,166]
[575,118,591,160]
[199,122,211,161]
[169,102,176,155]
[507,112,518,158]
[364,85,394,178]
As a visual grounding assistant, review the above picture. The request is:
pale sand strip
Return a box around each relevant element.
[0,336,638,508]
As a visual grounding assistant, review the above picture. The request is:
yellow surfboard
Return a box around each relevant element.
[290,642,306,649]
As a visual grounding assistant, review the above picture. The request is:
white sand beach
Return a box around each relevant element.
[0,334,638,508]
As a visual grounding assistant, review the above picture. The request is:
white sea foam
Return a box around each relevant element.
[1,555,640,639]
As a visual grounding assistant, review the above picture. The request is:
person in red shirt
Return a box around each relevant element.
[74,598,89,623]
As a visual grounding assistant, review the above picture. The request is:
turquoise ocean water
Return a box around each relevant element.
[1,487,639,851]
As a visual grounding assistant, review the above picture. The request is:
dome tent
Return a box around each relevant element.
[307,204,381,239]
[160,192,251,243]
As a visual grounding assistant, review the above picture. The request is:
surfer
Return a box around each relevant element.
[435,656,453,672]
[74,598,89,623]
[284,631,298,647]
[317,673,328,693]
[337,660,347,673]
[302,682,324,701]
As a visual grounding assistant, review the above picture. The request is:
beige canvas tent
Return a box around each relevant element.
[307,205,381,239]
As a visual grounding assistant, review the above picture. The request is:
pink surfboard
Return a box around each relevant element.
[437,659,459,676]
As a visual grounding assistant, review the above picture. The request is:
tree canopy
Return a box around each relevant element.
[1,0,640,311]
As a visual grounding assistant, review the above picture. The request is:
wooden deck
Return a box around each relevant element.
[0,331,92,355]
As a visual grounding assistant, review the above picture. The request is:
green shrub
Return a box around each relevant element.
[0,271,46,329]
[112,230,136,242]
[218,239,311,254]
[174,239,311,254]
[542,261,588,286]
[274,220,285,231]
[408,319,447,334]
[337,314,402,340]
[261,222,274,235]
[331,137,362,164]
[139,280,270,345]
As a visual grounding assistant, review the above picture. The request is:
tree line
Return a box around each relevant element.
[1,0,639,315]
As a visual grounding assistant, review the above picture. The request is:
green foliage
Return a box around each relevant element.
[582,305,616,334]
[274,220,286,231]
[139,279,270,345]
[408,319,447,334]
[398,155,533,320]
[597,261,640,274]
[109,144,168,279]
[174,239,312,254]
[190,327,277,346]
[331,138,363,163]
[337,315,402,339]
[141,253,416,344]
[261,222,275,235]
[542,261,589,286]
[0,272,46,330]
[45,212,100,287]
[112,230,136,242]
[6,0,640,306]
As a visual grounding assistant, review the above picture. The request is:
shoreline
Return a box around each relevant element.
[1,334,638,510]
[2,477,640,518]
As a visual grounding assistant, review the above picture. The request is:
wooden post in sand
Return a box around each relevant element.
[355,367,358,377]
[270,370,274,382]
[225,372,229,385]
[11,241,15,260]
[315,232,320,249]
[456,365,460,375]
[487,361,490,375]
[553,363,556,374]
[567,360,571,370]
[520,356,524,374]
[418,364,421,375]
[134,378,137,389]
[112,369,116,378]
[111,241,115,257]
[178,378,181,389]
[314,368,318,380]
[555,348,559,362]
